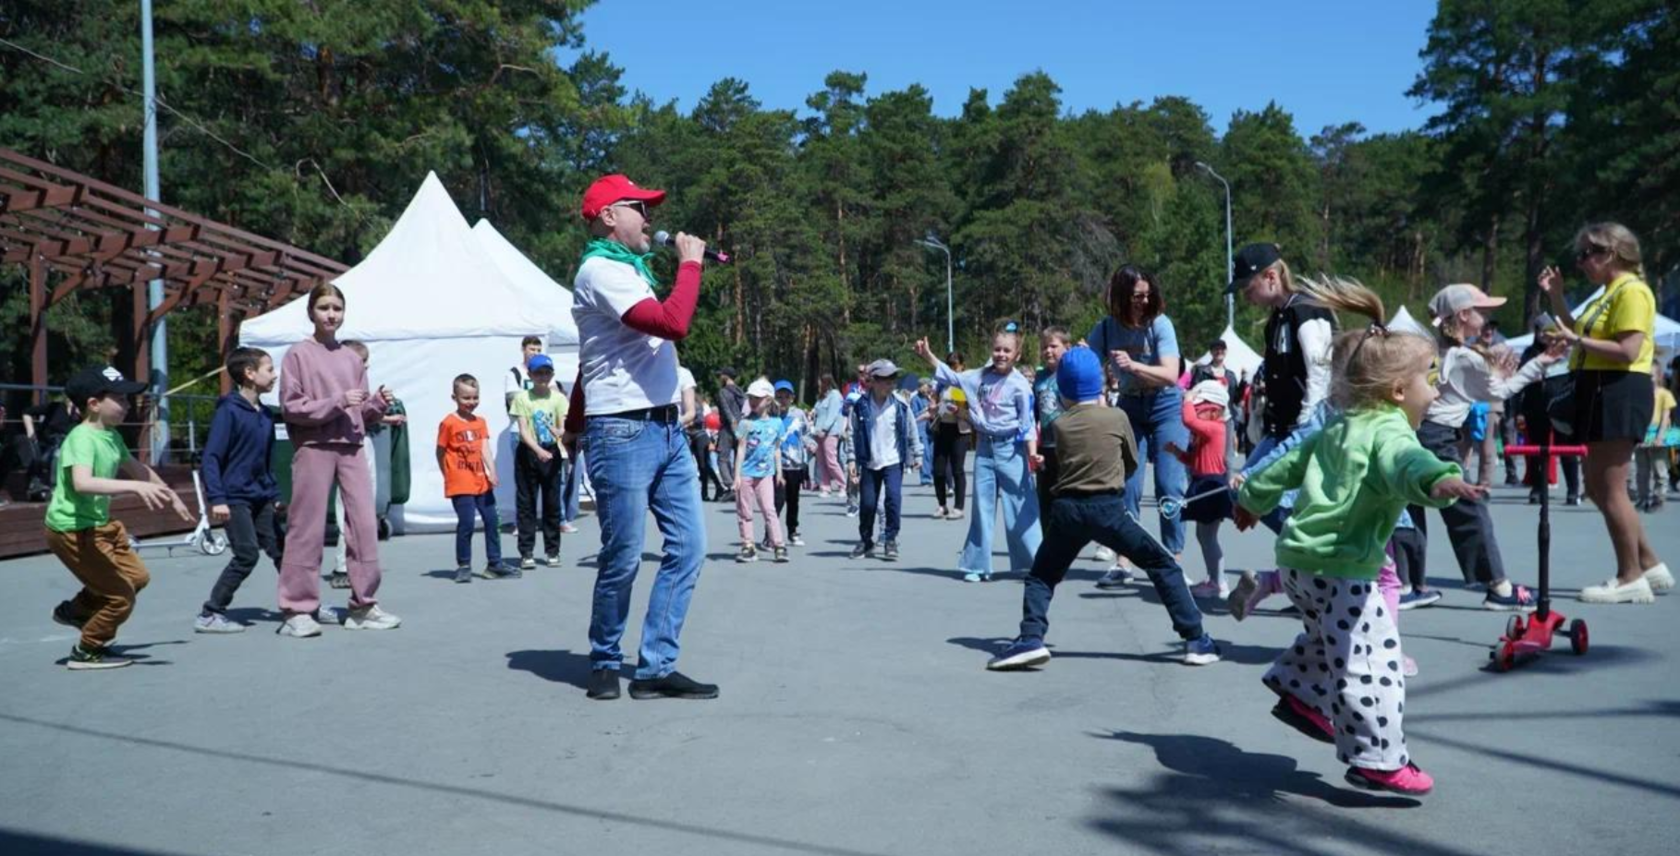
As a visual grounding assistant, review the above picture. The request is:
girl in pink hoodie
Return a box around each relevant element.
[276,284,401,637]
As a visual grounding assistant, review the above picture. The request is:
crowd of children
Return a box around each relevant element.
[37,225,1680,801]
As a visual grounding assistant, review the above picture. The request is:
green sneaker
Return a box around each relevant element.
[67,644,132,671]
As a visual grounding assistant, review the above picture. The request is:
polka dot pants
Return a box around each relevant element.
[1263,568,1409,771]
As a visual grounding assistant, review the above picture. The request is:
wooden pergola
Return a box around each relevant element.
[0,147,346,400]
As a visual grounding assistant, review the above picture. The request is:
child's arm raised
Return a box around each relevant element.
[98,458,192,521]
[1236,430,1321,517]
[1375,432,1473,508]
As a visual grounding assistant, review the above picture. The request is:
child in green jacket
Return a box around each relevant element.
[1237,276,1483,798]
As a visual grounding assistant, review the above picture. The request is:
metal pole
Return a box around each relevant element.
[142,0,169,462]
[1223,179,1233,329]
[1197,162,1234,330]
[944,248,954,355]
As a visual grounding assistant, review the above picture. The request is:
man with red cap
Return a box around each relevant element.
[562,174,717,700]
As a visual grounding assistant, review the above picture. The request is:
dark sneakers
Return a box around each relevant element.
[882,541,899,561]
[628,671,719,700]
[52,601,85,629]
[587,669,621,700]
[67,644,131,671]
[849,542,874,559]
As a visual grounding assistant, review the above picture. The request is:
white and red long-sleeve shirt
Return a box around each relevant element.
[565,256,702,433]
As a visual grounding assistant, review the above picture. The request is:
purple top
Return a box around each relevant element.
[281,337,387,447]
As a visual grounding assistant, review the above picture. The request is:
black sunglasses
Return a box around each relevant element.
[1575,244,1608,262]
[609,200,651,220]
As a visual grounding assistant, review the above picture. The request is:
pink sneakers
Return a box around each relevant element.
[1346,763,1434,796]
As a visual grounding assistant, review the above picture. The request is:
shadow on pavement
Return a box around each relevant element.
[506,649,595,691]
[0,829,198,856]
[0,713,898,856]
[1097,729,1420,809]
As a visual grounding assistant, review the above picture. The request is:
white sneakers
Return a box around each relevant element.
[278,605,401,635]
[1579,563,1671,604]
[277,613,323,637]
[343,604,402,631]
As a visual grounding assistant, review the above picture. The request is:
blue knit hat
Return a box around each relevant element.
[1056,346,1104,402]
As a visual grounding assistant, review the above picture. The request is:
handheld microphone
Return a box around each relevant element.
[653,230,731,265]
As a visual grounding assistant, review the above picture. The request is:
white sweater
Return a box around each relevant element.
[1424,345,1547,429]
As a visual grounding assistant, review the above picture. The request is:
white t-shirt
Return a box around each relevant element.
[868,398,901,470]
[505,363,531,410]
[572,256,681,414]
[676,366,696,392]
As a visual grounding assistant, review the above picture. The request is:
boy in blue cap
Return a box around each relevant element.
[511,353,568,569]
[987,346,1220,670]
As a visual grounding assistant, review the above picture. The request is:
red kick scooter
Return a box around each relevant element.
[1490,434,1590,672]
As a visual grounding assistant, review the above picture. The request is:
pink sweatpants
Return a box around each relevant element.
[280,443,381,613]
[736,475,785,547]
[817,435,843,492]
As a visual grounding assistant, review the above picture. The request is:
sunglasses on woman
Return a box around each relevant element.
[1575,244,1608,262]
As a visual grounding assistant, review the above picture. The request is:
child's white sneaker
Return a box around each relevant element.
[277,613,322,638]
[343,604,402,630]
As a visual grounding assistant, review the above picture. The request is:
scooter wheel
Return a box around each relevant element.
[1569,619,1589,656]
[1491,645,1514,673]
[1506,615,1524,640]
[201,531,229,556]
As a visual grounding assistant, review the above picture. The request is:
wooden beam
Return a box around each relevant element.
[29,252,46,400]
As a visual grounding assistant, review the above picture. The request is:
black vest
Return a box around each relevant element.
[1262,296,1336,438]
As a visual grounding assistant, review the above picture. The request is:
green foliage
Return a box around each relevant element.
[3,1,1677,404]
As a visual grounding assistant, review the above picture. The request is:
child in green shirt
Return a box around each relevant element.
[44,366,191,670]
[1236,277,1481,798]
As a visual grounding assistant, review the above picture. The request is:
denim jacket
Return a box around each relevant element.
[848,393,923,470]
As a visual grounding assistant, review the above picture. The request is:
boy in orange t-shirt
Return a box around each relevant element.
[437,375,515,582]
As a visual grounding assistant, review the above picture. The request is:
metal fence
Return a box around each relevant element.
[0,382,222,465]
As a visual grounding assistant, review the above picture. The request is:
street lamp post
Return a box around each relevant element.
[1196,161,1234,330]
[917,231,954,354]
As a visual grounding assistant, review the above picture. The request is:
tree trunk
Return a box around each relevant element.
[1480,212,1501,292]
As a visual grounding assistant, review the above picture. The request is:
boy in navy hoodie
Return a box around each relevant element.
[195,347,283,633]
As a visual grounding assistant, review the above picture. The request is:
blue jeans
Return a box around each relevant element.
[1021,493,1203,641]
[1119,387,1189,555]
[859,464,903,545]
[585,416,706,680]
[562,448,583,523]
[918,426,934,484]
[451,492,503,567]
[958,435,1042,575]
[1242,403,1329,534]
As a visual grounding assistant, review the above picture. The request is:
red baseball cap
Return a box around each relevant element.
[580,174,666,220]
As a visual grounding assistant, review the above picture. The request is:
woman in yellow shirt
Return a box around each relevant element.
[1539,221,1671,603]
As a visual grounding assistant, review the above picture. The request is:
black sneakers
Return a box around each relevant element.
[52,601,85,628]
[628,671,719,700]
[849,542,874,559]
[587,668,621,700]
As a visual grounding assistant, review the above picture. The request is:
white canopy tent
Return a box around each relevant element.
[1504,285,1680,352]
[240,173,576,531]
[1389,305,1432,338]
[1193,325,1263,379]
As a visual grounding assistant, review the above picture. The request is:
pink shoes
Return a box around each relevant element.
[1345,763,1434,796]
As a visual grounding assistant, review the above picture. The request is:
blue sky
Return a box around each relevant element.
[568,0,1442,138]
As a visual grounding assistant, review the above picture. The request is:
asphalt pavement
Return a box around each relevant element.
[0,478,1675,856]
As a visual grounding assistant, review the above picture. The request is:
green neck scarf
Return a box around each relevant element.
[581,238,658,286]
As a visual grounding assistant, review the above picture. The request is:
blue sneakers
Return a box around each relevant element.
[1397,588,1442,610]
[1183,634,1221,666]
[987,637,1051,671]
